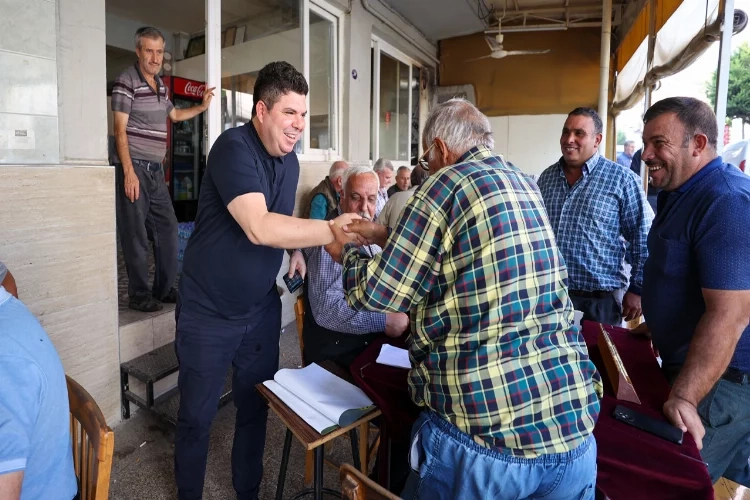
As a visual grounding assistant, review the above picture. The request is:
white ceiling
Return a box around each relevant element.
[383,0,616,41]
[105,0,616,43]
[380,0,488,42]
[106,0,290,34]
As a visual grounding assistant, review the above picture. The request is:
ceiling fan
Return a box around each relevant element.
[465,29,551,62]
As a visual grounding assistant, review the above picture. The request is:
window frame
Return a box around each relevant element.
[299,0,342,162]
[371,36,424,168]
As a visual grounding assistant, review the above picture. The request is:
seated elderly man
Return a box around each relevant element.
[0,278,78,499]
[326,98,602,500]
[302,160,349,220]
[302,166,409,368]
[378,166,429,230]
[387,166,411,197]
[372,158,394,216]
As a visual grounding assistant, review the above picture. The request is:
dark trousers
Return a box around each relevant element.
[174,291,282,500]
[115,160,178,301]
[570,293,622,326]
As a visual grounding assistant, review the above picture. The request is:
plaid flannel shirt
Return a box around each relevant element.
[537,153,653,294]
[341,146,602,457]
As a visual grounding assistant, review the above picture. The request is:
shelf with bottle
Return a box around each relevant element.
[172,173,196,201]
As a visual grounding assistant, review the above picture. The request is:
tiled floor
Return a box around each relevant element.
[109,320,359,500]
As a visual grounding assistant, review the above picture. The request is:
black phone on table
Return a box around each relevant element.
[613,404,684,445]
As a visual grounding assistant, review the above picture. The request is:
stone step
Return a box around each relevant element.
[121,341,178,384]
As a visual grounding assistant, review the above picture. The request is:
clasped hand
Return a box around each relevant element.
[324,215,388,263]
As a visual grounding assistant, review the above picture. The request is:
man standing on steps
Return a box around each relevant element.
[112,26,215,312]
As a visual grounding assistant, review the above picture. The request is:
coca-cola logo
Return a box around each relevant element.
[183,81,205,98]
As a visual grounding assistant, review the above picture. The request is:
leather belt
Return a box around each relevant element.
[569,290,612,299]
[722,366,750,385]
[133,159,162,172]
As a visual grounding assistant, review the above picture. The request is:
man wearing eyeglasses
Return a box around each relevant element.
[537,108,653,327]
[324,98,602,500]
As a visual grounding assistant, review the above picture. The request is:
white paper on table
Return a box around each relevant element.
[376,344,411,369]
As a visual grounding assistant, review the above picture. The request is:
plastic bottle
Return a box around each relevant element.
[173,176,181,200]
[184,176,193,199]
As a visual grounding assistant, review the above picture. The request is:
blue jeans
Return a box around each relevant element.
[402,411,596,500]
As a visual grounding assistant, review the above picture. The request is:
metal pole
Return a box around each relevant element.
[205,0,221,152]
[598,0,612,155]
[715,0,735,154]
[302,0,310,153]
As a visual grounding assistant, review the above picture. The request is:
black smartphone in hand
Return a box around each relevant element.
[613,405,684,445]
[283,271,304,294]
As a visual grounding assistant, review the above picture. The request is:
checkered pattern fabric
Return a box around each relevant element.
[341,146,602,457]
[537,153,653,294]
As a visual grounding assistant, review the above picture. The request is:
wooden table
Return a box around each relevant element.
[257,361,382,500]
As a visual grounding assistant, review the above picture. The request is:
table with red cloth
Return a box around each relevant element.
[350,321,714,499]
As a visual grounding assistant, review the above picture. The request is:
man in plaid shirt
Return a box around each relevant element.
[537,108,653,326]
[325,99,602,500]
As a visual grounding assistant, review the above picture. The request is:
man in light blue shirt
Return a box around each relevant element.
[537,108,653,326]
[0,280,78,500]
[617,140,636,169]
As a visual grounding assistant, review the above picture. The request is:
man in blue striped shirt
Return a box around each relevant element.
[537,108,653,326]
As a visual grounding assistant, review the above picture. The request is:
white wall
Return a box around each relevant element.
[0,0,59,164]
[343,0,437,163]
[488,114,566,177]
[0,0,120,425]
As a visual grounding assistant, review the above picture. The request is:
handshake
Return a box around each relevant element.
[324,213,389,263]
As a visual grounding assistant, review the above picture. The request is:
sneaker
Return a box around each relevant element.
[160,288,178,304]
[129,297,163,312]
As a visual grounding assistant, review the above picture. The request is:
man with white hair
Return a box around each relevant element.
[372,158,394,216]
[326,98,602,499]
[302,166,408,368]
[302,160,349,220]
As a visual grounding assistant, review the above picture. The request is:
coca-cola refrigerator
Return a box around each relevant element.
[164,76,206,222]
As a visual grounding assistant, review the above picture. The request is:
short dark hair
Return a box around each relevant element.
[252,62,308,117]
[643,97,717,149]
[135,27,165,49]
[568,107,603,135]
[410,165,429,187]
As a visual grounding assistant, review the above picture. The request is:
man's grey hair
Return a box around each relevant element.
[328,160,349,181]
[422,98,494,160]
[342,165,380,194]
[397,166,410,174]
[373,158,394,173]
[624,140,635,147]
[135,27,165,49]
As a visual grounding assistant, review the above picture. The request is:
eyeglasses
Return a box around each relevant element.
[418,143,435,172]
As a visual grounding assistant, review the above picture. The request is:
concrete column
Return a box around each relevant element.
[56,0,108,164]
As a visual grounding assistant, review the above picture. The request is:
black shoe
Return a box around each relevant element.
[129,297,163,312]
[160,288,178,304]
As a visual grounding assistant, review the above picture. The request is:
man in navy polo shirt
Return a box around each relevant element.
[639,97,750,485]
[175,62,358,500]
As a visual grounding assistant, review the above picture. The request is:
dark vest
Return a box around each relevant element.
[301,176,338,219]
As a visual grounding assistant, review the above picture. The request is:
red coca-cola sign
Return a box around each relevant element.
[172,77,206,99]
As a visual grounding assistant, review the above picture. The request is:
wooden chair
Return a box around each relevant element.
[66,375,115,500]
[340,463,401,500]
